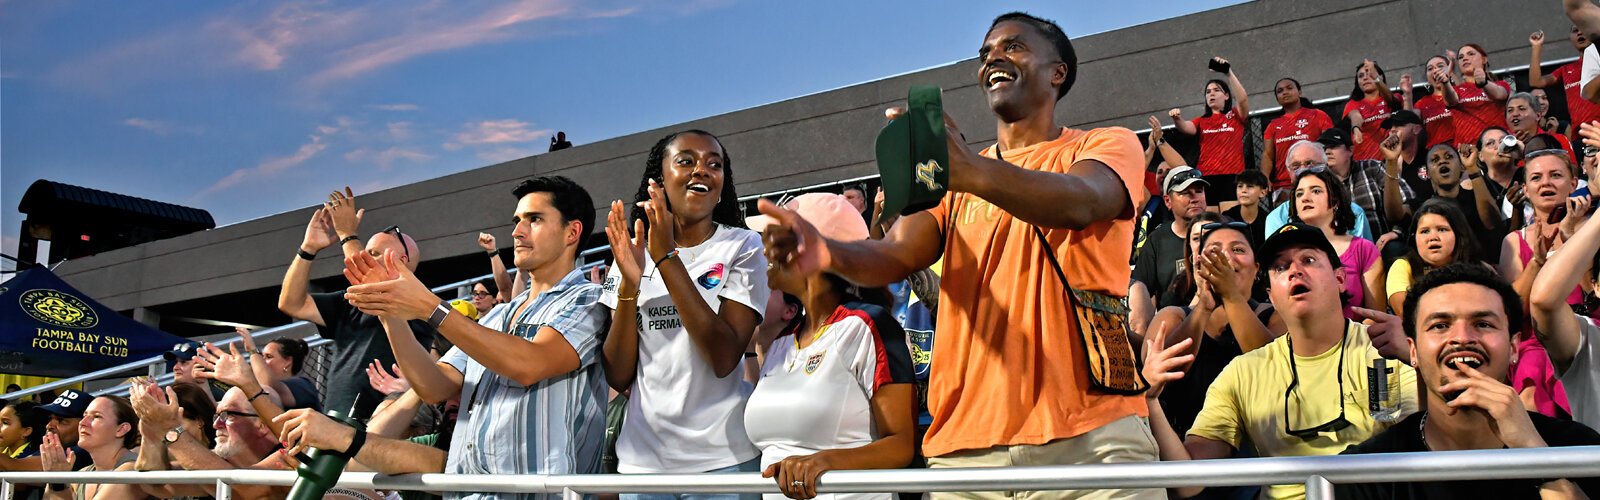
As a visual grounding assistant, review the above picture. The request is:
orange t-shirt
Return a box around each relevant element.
[921,127,1150,457]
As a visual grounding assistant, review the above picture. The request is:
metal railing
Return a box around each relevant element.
[1,446,1597,499]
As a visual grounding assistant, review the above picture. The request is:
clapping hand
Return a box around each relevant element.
[366,360,411,395]
[1142,321,1193,400]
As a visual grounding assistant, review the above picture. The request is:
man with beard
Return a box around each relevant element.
[1336,263,1600,499]
[758,11,1159,499]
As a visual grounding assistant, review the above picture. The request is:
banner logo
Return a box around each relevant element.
[20,289,99,329]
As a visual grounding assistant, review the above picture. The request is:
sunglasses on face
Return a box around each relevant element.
[1283,330,1353,438]
[380,225,412,261]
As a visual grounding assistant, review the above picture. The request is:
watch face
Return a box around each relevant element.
[165,429,181,443]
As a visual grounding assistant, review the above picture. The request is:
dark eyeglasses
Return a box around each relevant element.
[215,410,259,425]
[1200,221,1250,232]
[380,225,411,261]
[1524,148,1570,162]
[1283,326,1352,438]
[471,291,493,298]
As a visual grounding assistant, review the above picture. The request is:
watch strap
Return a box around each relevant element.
[427,303,451,329]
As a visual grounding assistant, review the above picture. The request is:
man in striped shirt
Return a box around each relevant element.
[343,175,609,499]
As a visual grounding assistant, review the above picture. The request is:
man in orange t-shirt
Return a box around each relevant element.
[757,11,1158,500]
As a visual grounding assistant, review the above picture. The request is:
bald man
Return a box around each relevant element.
[278,188,438,415]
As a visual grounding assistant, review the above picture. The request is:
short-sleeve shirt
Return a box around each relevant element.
[1188,321,1418,500]
[601,225,771,473]
[921,127,1149,457]
[1557,60,1600,128]
[311,292,438,415]
[1266,202,1374,241]
[1562,316,1600,429]
[1583,45,1600,102]
[1414,94,1456,148]
[1264,108,1336,189]
[1335,411,1600,499]
[745,303,913,500]
[1192,110,1247,176]
[1449,81,1512,148]
[1131,222,1187,308]
[1344,97,1394,162]
[441,268,608,500]
[1384,258,1413,303]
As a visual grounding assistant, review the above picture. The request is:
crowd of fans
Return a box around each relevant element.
[10,4,1600,500]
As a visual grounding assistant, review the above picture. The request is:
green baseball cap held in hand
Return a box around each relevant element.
[876,85,950,227]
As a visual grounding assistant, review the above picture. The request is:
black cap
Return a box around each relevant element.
[38,389,88,419]
[1381,110,1423,129]
[1257,222,1343,270]
[1317,128,1352,149]
[163,342,199,363]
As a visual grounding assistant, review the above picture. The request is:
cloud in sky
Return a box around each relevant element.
[42,0,644,94]
[369,103,419,111]
[344,146,432,170]
[122,117,200,136]
[198,122,339,197]
[445,119,549,150]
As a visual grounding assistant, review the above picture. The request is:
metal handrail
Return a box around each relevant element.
[1,446,1598,500]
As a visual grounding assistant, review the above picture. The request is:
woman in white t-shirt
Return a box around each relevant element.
[602,130,771,498]
[744,193,916,500]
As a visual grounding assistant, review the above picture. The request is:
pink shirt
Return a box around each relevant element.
[1338,237,1379,320]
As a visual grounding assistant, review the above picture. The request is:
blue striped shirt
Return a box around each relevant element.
[442,268,608,500]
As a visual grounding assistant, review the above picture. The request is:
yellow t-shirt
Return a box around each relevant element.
[1385,259,1413,303]
[1188,321,1418,500]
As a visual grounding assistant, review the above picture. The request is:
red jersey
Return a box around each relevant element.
[1449,80,1511,147]
[1556,61,1600,128]
[1262,107,1334,189]
[1414,94,1456,148]
[1190,110,1246,176]
[1343,97,1393,162]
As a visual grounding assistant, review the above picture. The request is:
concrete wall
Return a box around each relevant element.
[55,0,1575,314]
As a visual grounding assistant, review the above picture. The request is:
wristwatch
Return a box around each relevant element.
[164,424,187,444]
[427,302,452,329]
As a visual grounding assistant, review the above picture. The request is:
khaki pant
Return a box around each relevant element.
[925,415,1164,500]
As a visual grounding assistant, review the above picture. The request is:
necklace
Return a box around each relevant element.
[1419,412,1430,450]
[786,322,833,371]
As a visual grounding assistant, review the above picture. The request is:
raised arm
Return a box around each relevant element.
[1382,136,1413,223]
[1141,327,1215,499]
[278,208,334,326]
[1459,144,1506,230]
[1145,116,1165,168]
[195,343,288,436]
[1218,57,1250,116]
[636,181,763,378]
[1531,31,1560,88]
[602,201,645,391]
[1533,195,1599,375]
[1169,108,1198,136]
[760,200,943,290]
[347,249,590,389]
[478,233,514,303]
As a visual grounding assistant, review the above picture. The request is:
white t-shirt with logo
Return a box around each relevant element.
[601,224,771,473]
[744,304,914,500]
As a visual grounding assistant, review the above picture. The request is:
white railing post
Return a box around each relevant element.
[1305,475,1334,500]
[1,479,12,500]
[562,487,582,500]
[214,479,231,500]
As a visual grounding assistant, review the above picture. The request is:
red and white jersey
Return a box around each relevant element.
[1450,80,1512,147]
[1344,97,1393,162]
[745,303,913,500]
[1414,94,1456,148]
[1191,110,1247,176]
[1556,61,1600,128]
[1263,107,1334,189]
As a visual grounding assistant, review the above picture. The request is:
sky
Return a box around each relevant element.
[0,0,1246,267]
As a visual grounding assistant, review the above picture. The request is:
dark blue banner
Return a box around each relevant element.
[0,268,191,377]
